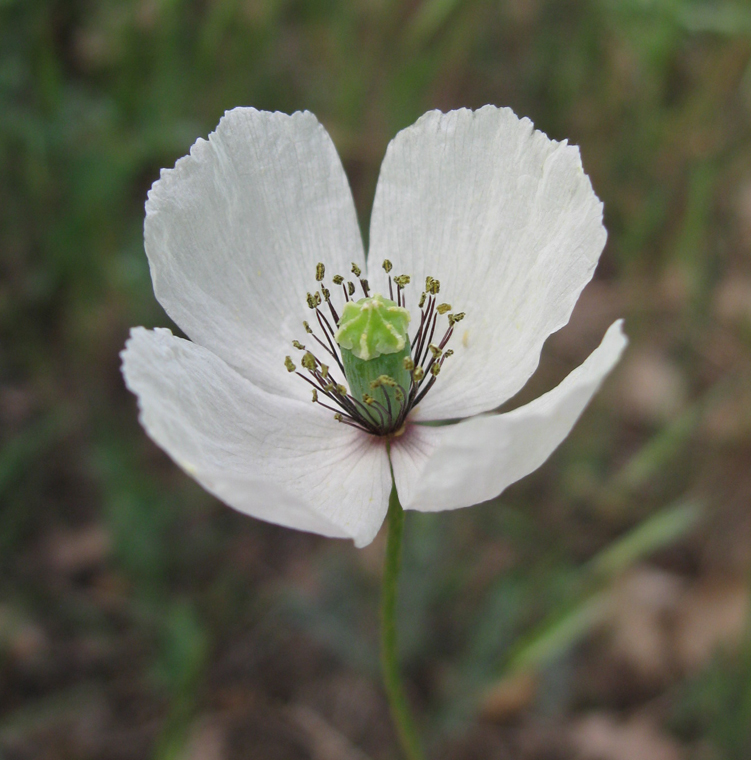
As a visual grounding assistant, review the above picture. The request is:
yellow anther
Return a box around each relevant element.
[393,275,410,288]
[403,356,415,371]
[430,363,441,377]
[418,293,426,308]
[321,286,331,302]
[303,321,313,334]
[333,274,344,285]
[428,344,442,360]
[315,263,325,281]
[436,303,452,314]
[351,263,362,277]
[347,281,355,296]
[362,393,375,405]
[448,312,465,326]
[334,413,343,422]
[383,259,393,273]
[320,363,329,379]
[301,352,316,371]
[336,384,348,395]
[311,389,318,402]
[306,291,321,309]
[292,340,305,350]
[413,366,425,381]
[284,356,296,373]
[425,276,440,294]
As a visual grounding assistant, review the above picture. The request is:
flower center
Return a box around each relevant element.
[284,261,464,436]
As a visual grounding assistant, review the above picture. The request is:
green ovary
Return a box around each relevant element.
[335,293,410,360]
[335,294,412,426]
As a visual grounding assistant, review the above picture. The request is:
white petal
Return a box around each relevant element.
[121,328,391,547]
[145,108,364,400]
[367,106,607,420]
[390,321,626,512]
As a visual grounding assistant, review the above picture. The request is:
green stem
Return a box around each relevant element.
[380,481,425,760]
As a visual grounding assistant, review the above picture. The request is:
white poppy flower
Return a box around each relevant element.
[121,105,627,548]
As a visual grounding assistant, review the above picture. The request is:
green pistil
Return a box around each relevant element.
[334,293,410,361]
[340,346,412,427]
[335,294,412,426]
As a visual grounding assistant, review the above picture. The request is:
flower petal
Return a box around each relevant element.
[367,106,607,420]
[145,108,364,400]
[390,321,626,512]
[121,328,391,547]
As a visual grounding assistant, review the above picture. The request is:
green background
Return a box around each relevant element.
[2,1,751,758]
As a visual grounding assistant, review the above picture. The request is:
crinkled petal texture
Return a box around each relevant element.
[367,106,607,420]
[390,321,626,512]
[121,328,391,547]
[144,108,364,401]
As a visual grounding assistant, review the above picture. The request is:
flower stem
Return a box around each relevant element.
[381,482,425,760]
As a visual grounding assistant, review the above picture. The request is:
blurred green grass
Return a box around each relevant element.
[2,0,751,758]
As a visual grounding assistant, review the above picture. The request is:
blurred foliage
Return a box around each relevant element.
[2,0,751,757]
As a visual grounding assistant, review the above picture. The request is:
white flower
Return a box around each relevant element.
[121,106,627,548]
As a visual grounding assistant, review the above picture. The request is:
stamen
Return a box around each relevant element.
[327,299,340,325]
[378,375,397,387]
[350,394,386,427]
[306,292,321,309]
[377,385,393,421]
[315,309,346,374]
[415,300,437,368]
[291,261,463,434]
[437,325,454,351]
[393,274,410,307]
